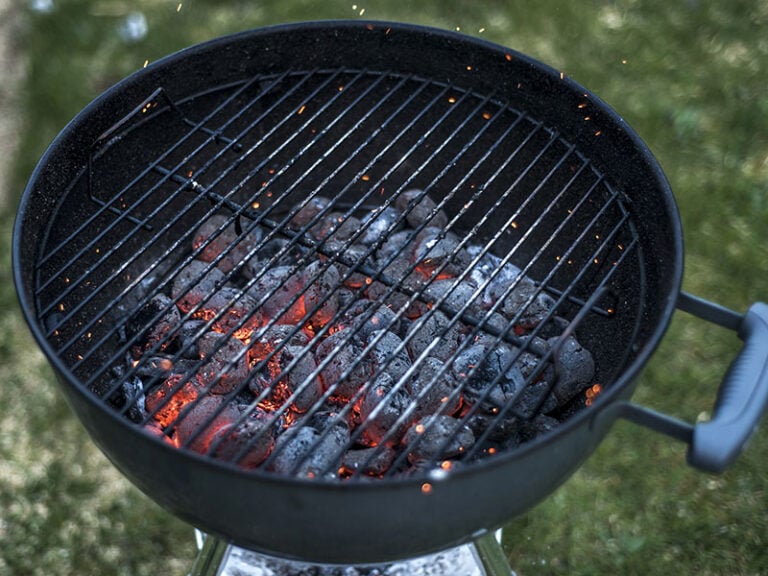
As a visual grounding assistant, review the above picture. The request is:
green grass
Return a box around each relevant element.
[2,1,767,574]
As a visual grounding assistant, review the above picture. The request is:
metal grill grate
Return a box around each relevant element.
[34,68,640,481]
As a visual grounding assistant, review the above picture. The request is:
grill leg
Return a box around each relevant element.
[189,533,229,576]
[472,530,515,576]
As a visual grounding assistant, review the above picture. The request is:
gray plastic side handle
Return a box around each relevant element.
[687,301,768,472]
[614,296,768,474]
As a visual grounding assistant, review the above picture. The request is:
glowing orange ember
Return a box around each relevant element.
[146,375,200,428]
[584,383,602,406]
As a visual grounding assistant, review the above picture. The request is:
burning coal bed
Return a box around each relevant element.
[104,190,597,480]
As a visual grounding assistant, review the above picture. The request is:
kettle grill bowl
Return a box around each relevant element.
[13,21,682,563]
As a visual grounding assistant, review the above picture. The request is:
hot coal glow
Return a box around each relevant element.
[110,192,598,480]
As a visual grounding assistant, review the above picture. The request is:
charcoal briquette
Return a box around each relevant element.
[423,279,482,316]
[311,211,361,243]
[359,206,404,246]
[246,265,304,323]
[278,345,324,412]
[549,335,595,405]
[198,332,250,394]
[195,286,262,337]
[519,414,561,441]
[127,293,180,356]
[288,195,331,229]
[404,356,460,417]
[249,324,310,364]
[315,328,371,400]
[172,260,226,314]
[394,189,448,228]
[175,320,208,358]
[411,227,462,276]
[301,260,340,329]
[212,406,274,468]
[192,214,262,274]
[175,395,239,453]
[270,423,349,478]
[359,372,414,446]
[406,309,463,363]
[375,229,415,264]
[341,446,397,476]
[501,279,556,330]
[342,299,400,339]
[366,330,411,382]
[404,415,475,464]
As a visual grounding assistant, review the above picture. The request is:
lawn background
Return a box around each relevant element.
[1,1,767,575]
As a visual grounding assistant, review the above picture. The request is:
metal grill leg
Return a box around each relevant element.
[190,533,229,576]
[473,530,515,576]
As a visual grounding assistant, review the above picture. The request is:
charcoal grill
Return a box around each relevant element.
[13,21,768,569]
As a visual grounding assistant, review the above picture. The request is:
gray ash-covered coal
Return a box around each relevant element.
[110,189,599,480]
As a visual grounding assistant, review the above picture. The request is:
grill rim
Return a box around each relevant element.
[13,19,683,487]
[12,20,684,561]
